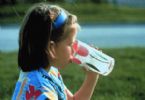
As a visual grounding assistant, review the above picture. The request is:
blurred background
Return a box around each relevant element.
[0,0,145,99]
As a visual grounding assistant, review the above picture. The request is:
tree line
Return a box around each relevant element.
[0,0,108,5]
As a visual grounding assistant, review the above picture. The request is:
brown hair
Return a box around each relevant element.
[18,3,80,72]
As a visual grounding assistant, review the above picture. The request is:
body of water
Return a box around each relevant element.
[108,0,145,8]
[0,24,145,52]
[78,24,145,48]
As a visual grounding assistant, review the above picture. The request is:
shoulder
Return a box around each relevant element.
[13,69,59,100]
[49,66,61,78]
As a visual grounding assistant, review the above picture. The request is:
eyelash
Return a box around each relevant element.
[68,43,73,47]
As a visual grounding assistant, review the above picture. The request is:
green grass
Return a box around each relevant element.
[0,48,145,99]
[1,3,145,24]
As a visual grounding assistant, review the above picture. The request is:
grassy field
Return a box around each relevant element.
[1,3,145,24]
[0,48,145,99]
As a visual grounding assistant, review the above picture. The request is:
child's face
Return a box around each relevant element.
[54,24,78,69]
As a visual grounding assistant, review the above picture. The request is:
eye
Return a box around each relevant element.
[68,41,73,46]
[69,43,73,47]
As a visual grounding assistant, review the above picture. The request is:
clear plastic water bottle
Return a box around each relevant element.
[71,40,115,76]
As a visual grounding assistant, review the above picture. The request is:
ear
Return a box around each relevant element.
[48,41,57,59]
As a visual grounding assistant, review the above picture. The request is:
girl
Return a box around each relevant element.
[12,3,99,100]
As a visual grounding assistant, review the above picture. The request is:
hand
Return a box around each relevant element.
[83,67,100,82]
[82,66,100,77]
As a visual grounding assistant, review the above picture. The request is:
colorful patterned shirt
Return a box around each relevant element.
[12,66,67,100]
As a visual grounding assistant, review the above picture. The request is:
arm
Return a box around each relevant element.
[66,71,99,100]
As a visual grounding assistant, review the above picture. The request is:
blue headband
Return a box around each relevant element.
[53,10,67,29]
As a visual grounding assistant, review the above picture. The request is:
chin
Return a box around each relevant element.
[58,60,70,69]
[62,63,70,69]
[58,65,65,70]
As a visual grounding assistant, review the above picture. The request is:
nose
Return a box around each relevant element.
[71,46,75,55]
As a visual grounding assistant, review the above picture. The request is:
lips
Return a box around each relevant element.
[71,57,81,64]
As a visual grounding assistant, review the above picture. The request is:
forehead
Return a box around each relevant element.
[65,23,78,39]
[69,23,78,33]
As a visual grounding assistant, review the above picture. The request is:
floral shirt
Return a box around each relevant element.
[12,66,67,100]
